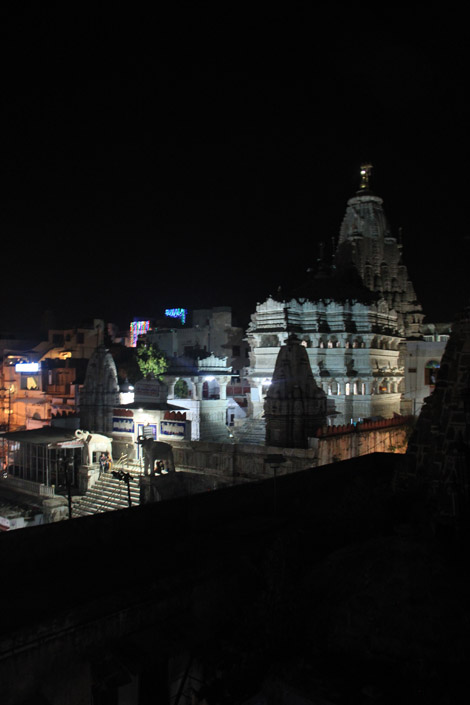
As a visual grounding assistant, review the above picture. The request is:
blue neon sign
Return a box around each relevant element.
[165,308,187,325]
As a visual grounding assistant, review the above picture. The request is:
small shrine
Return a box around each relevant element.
[264,333,327,448]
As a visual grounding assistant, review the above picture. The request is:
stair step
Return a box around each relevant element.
[73,473,142,517]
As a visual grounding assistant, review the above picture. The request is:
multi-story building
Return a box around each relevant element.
[141,306,249,379]
[0,319,105,433]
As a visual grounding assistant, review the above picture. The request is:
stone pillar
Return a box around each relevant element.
[248,379,264,418]
[166,376,177,399]
[192,378,204,401]
[217,375,231,400]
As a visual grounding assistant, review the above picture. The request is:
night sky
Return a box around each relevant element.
[1,7,468,337]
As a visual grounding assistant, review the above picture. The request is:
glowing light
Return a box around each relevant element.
[165,308,187,325]
[15,363,40,373]
[130,320,150,347]
[204,375,215,382]
[359,163,373,189]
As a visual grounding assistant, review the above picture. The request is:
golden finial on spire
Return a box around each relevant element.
[359,163,373,190]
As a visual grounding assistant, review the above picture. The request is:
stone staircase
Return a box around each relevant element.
[72,470,141,518]
[232,418,266,445]
[199,422,238,443]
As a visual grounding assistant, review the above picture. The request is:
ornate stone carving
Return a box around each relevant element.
[335,166,424,338]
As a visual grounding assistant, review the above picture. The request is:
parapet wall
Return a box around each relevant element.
[172,440,317,481]
[311,415,413,466]
[315,414,413,437]
[170,416,412,482]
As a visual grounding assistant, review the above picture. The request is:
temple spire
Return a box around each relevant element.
[359,163,373,190]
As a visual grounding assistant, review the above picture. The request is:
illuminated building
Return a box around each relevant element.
[401,322,451,416]
[130,320,150,347]
[144,307,247,375]
[334,163,424,338]
[246,166,432,428]
[0,320,104,434]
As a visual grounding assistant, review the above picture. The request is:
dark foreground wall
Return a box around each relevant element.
[1,453,469,704]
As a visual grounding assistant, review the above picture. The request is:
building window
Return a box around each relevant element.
[425,360,440,386]
[21,375,39,390]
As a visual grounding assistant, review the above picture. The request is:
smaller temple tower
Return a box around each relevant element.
[264,333,327,448]
[79,345,120,435]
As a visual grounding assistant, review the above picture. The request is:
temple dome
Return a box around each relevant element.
[338,190,393,243]
[333,164,424,338]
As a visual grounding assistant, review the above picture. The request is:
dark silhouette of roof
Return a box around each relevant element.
[284,264,379,306]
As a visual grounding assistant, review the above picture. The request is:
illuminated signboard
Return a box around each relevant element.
[113,417,135,434]
[164,308,187,325]
[15,362,40,373]
[160,420,186,438]
[130,320,150,347]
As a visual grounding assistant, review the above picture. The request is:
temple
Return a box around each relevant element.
[246,165,426,427]
[334,163,423,338]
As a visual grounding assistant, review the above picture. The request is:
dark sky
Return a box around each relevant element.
[1,7,468,336]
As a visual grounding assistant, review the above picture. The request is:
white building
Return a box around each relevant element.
[144,307,248,379]
[247,294,403,425]
[401,323,451,416]
[245,166,442,427]
[111,377,191,460]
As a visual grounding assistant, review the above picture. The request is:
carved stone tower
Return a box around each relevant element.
[80,345,120,435]
[405,305,470,531]
[334,164,424,338]
[264,333,327,448]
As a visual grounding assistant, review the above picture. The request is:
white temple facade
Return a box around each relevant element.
[245,166,421,426]
[165,353,233,441]
[247,296,403,425]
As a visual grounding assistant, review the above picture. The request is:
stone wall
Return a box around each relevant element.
[311,417,412,466]
[170,416,412,483]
